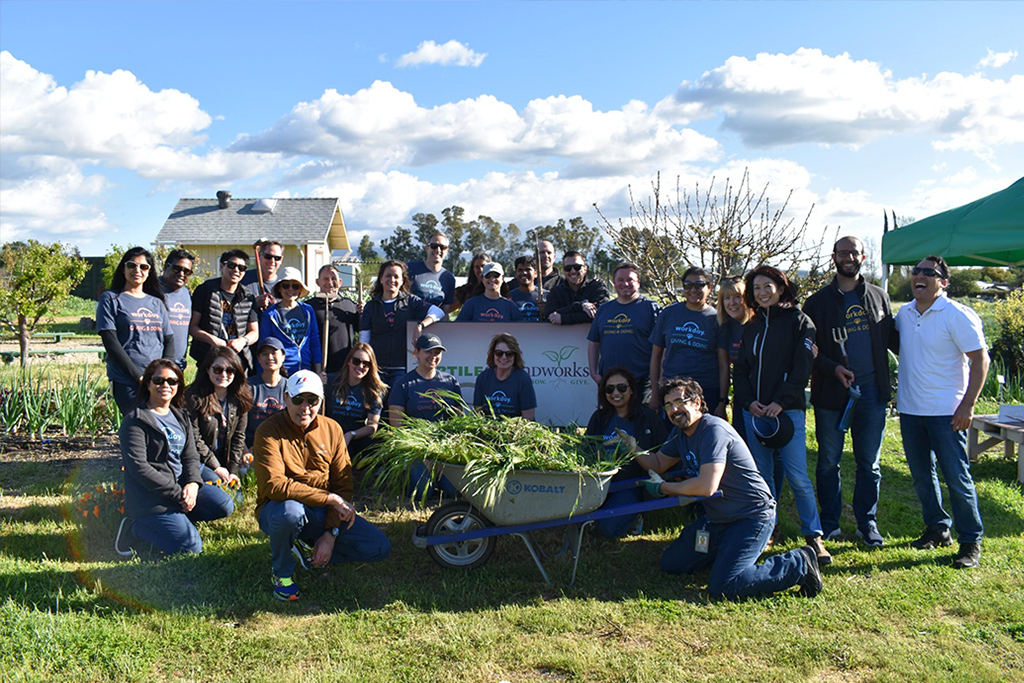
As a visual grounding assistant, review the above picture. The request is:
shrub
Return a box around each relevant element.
[990,287,1024,383]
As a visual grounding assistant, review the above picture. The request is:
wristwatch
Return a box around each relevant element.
[328,526,340,538]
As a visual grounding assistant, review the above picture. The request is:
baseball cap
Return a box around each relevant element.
[414,333,446,352]
[482,262,504,278]
[256,337,285,353]
[285,370,324,400]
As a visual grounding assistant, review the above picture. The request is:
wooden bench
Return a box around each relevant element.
[0,347,106,364]
[968,414,1024,484]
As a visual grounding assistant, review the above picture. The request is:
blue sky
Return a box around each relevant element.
[1,1,1021,260]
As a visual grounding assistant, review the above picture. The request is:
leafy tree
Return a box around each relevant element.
[947,268,982,298]
[380,226,419,263]
[102,243,132,289]
[526,217,602,258]
[357,234,377,262]
[0,240,90,367]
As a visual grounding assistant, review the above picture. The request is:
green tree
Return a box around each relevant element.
[357,234,377,262]
[102,243,132,289]
[380,226,419,263]
[0,240,90,367]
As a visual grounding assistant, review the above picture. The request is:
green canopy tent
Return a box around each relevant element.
[882,176,1024,267]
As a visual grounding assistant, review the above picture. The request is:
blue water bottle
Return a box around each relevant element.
[836,385,861,432]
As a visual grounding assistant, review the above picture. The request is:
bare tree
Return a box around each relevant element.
[595,169,830,302]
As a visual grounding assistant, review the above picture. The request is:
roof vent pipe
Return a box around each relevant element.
[217,190,232,209]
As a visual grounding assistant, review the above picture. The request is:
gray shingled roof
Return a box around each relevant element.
[156,197,342,244]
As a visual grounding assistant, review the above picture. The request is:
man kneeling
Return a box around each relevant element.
[635,377,823,600]
[254,370,391,601]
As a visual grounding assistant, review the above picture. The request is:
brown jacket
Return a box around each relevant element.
[253,409,353,530]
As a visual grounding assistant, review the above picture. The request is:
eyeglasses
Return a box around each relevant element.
[664,397,694,411]
[604,383,629,395]
[151,376,180,387]
[211,366,235,376]
[350,358,371,369]
[483,273,502,280]
[260,252,283,262]
[564,263,584,273]
[223,262,247,272]
[835,250,862,259]
[682,281,708,290]
[290,394,321,407]
[170,265,193,277]
[428,243,449,251]
[911,267,943,278]
[280,282,302,291]
[125,262,151,272]
[493,349,516,359]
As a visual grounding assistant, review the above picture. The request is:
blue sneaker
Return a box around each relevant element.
[272,575,300,601]
[292,539,315,570]
[856,522,884,548]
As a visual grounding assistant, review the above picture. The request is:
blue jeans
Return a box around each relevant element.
[258,499,391,578]
[899,414,984,544]
[660,507,809,600]
[407,461,458,498]
[131,475,235,555]
[743,409,822,537]
[815,383,886,532]
[111,380,140,416]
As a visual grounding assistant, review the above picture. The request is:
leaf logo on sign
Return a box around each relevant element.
[541,345,578,367]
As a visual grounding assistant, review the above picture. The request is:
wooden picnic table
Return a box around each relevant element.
[968,414,1024,484]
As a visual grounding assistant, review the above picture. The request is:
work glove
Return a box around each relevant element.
[603,428,640,456]
[644,469,666,498]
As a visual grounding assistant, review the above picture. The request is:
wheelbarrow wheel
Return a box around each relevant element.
[425,501,496,570]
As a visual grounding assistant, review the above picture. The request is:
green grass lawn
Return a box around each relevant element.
[2,406,1023,682]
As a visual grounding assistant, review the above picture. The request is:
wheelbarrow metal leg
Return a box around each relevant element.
[510,532,553,585]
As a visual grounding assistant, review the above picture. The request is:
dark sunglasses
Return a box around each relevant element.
[428,243,449,251]
[125,262,151,272]
[170,265,193,277]
[211,366,235,376]
[350,358,371,368]
[279,282,303,291]
[290,394,321,406]
[493,349,516,359]
[911,267,942,277]
[682,281,708,290]
[223,261,247,272]
[604,383,629,395]
[151,376,180,387]
[260,252,283,262]
[564,263,584,272]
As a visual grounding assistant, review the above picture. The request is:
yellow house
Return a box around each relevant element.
[154,193,349,289]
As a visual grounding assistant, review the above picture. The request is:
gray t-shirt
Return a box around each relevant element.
[660,414,773,524]
[152,408,187,480]
[161,282,192,369]
[96,290,173,386]
[246,376,287,446]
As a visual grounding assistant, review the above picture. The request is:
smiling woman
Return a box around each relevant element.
[473,333,537,421]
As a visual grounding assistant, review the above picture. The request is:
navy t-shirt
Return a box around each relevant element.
[281,306,309,345]
[587,297,661,379]
[246,377,287,445]
[327,383,383,433]
[842,290,876,388]
[96,290,173,386]
[473,367,537,417]
[650,303,723,393]
[161,283,192,369]
[360,296,435,369]
[509,288,541,322]
[455,295,523,323]
[720,317,744,365]
[407,261,455,309]
[152,408,187,480]
[660,415,773,524]
[389,370,463,421]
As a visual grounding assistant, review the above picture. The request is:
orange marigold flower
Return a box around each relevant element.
[82,509,89,517]
[92,505,100,516]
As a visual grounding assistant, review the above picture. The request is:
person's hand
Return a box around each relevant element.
[344,431,354,445]
[214,466,231,482]
[762,401,784,418]
[227,473,240,487]
[326,493,356,528]
[228,337,247,353]
[256,292,276,310]
[608,428,639,455]
[811,342,819,360]
[644,469,666,498]
[355,301,364,314]
[589,370,601,384]
[548,312,562,325]
[713,402,728,419]
[748,400,768,417]
[181,482,199,512]
[951,400,976,431]
[313,533,335,567]
[582,302,597,319]
[834,365,855,389]
[648,395,661,413]
[242,450,254,465]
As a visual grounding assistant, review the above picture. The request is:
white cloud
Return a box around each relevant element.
[977,49,1018,69]
[667,48,1024,161]
[396,40,486,68]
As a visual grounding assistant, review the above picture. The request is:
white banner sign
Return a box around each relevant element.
[407,321,597,427]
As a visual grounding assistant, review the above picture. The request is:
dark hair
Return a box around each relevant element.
[140,359,186,411]
[597,366,642,419]
[612,263,640,280]
[744,265,797,309]
[486,333,525,370]
[318,264,339,278]
[331,342,387,412]
[466,253,493,287]
[682,266,715,286]
[833,236,864,254]
[659,376,707,414]
[563,250,585,264]
[220,249,250,265]
[371,260,411,298]
[255,239,284,252]
[163,248,195,269]
[187,347,254,416]
[922,254,949,279]
[514,255,537,271]
[111,247,166,303]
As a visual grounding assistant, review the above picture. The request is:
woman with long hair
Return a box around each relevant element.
[258,267,322,376]
[327,342,387,458]
[451,253,492,314]
[359,260,444,391]
[97,247,174,414]
[473,333,536,420]
[118,359,234,556]
[734,265,830,565]
[586,367,668,538]
[716,275,755,441]
[185,347,253,489]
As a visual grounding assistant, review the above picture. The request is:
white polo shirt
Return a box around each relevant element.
[895,294,987,416]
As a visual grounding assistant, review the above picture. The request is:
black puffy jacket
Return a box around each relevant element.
[734,304,816,412]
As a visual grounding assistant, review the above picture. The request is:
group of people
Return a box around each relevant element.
[105,233,991,602]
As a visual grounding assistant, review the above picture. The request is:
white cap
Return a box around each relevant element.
[285,370,324,400]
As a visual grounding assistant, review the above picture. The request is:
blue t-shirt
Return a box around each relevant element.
[587,297,661,379]
[649,303,723,393]
[161,282,192,369]
[282,306,309,345]
[327,383,383,433]
[473,367,537,418]
[389,370,463,422]
[152,408,187,480]
[246,377,287,445]
[96,290,173,386]
[842,289,877,388]
[720,317,744,365]
[455,295,523,323]
[509,288,541,322]
[407,261,455,309]
[660,414,773,524]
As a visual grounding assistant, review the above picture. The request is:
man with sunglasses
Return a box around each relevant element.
[254,370,391,602]
[189,249,259,371]
[242,239,285,314]
[894,255,989,569]
[160,249,196,371]
[408,232,456,316]
[803,236,898,547]
[544,251,609,325]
